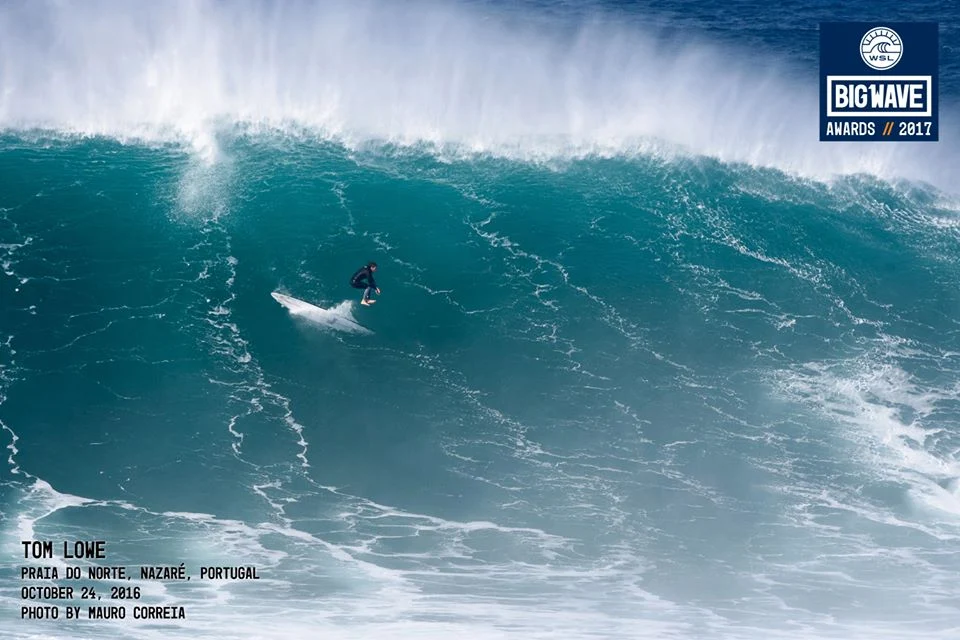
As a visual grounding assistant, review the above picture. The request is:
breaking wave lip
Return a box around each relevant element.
[0,0,956,189]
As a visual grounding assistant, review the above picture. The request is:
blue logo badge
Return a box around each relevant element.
[820,23,939,142]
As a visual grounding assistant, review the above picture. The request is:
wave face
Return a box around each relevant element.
[3,134,960,640]
[0,0,957,187]
[2,2,960,640]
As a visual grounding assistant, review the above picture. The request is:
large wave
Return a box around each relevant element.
[2,130,959,639]
[0,0,956,188]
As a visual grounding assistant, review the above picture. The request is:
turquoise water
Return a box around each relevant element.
[2,1,960,639]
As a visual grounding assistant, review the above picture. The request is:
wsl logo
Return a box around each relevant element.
[820,23,938,142]
[860,27,902,70]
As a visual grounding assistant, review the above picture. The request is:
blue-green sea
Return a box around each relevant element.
[2,1,959,639]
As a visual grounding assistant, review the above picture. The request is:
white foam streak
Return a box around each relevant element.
[777,354,960,525]
[273,293,372,335]
[0,0,955,187]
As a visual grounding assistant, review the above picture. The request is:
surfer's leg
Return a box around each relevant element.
[351,282,368,304]
[360,286,372,305]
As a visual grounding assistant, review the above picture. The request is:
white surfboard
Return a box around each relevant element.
[271,292,372,335]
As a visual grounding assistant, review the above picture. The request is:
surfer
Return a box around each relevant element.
[350,261,380,306]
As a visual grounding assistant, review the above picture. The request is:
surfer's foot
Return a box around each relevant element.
[361,299,372,306]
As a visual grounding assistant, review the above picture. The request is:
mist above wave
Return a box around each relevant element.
[0,0,955,188]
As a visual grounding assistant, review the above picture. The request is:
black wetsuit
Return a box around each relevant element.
[350,266,377,300]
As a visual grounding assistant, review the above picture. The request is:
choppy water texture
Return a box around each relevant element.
[1,1,959,639]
